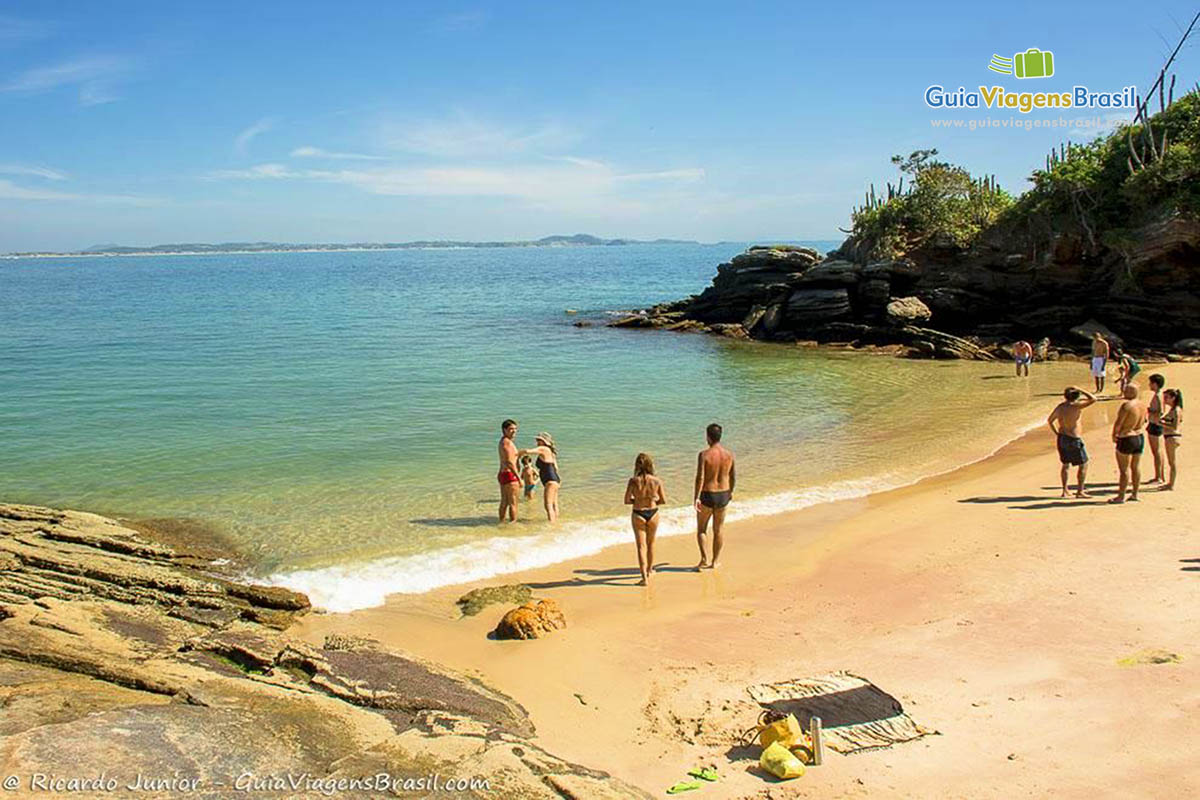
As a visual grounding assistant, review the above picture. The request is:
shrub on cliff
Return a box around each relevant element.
[849,149,1013,260]
[1013,92,1200,253]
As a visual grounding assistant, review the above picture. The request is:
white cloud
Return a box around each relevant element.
[1,54,133,105]
[234,117,278,156]
[0,178,157,205]
[207,163,294,180]
[381,114,578,158]
[207,157,706,207]
[290,145,385,161]
[0,163,67,181]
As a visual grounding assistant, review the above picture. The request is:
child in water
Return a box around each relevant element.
[520,455,538,500]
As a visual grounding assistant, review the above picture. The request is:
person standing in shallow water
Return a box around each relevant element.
[694,423,735,571]
[1090,333,1110,393]
[519,432,561,522]
[1110,384,1148,504]
[1048,386,1096,497]
[1013,340,1033,377]
[624,453,666,586]
[497,419,522,523]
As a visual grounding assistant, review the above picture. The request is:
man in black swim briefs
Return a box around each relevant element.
[1110,384,1148,504]
[693,423,735,571]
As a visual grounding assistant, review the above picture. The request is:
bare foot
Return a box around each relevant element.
[1060,490,1070,498]
[1146,477,1160,484]
[709,562,720,570]
[1108,496,1125,505]
[1075,491,1092,498]
[636,577,647,587]
[1162,484,1175,491]
[694,561,708,572]
[1129,494,1140,502]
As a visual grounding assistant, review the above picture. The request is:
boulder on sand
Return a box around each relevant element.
[493,599,567,640]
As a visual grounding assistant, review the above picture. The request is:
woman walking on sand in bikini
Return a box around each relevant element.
[624,453,667,586]
[518,432,561,522]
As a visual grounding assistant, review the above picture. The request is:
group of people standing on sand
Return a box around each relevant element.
[1048,368,1183,503]
[497,419,736,586]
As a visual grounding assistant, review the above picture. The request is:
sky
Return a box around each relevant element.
[1,1,1197,252]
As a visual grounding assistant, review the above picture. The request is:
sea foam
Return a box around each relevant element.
[266,474,899,613]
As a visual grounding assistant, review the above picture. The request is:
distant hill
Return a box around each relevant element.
[8,235,702,258]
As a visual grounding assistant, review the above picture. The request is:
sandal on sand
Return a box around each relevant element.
[667,780,703,794]
[687,767,719,782]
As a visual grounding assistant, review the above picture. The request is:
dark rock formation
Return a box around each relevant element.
[0,504,651,798]
[613,220,1200,359]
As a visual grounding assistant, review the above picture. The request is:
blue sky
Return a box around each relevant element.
[1,1,1197,251]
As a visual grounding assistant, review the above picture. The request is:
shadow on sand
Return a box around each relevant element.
[961,485,1126,510]
[525,564,693,590]
[1180,558,1200,573]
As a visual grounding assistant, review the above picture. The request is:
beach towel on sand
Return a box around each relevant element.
[746,671,936,754]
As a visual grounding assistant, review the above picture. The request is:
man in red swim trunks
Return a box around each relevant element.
[498,419,521,522]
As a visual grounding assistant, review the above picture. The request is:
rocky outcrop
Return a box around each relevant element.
[609,218,1200,358]
[494,599,568,640]
[0,504,650,798]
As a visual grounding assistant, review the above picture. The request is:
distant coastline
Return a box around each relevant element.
[2,233,709,260]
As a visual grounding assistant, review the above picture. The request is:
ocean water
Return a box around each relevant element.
[3,244,1082,610]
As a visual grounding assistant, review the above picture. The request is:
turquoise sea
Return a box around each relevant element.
[3,243,1082,610]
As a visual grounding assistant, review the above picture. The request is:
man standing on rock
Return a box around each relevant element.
[1013,340,1034,377]
[1090,333,1110,393]
[497,419,522,523]
[1110,385,1148,504]
[1047,387,1096,497]
[694,423,735,570]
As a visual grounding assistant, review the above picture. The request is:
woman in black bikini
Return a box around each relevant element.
[518,432,561,522]
[1147,374,1165,483]
[1161,389,1183,491]
[624,452,666,586]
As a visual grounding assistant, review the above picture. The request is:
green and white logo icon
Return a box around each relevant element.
[988,48,1055,78]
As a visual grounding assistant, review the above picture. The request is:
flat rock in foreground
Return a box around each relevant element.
[0,503,650,798]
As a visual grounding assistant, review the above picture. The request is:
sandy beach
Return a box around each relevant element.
[293,363,1200,798]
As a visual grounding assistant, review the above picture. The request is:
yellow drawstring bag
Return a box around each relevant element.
[760,741,806,780]
[758,713,803,749]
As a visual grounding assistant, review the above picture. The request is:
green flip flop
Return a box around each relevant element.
[666,780,703,794]
[687,767,719,782]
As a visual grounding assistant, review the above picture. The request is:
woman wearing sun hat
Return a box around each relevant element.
[518,432,562,522]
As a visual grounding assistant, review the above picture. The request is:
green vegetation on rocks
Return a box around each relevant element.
[456,584,533,617]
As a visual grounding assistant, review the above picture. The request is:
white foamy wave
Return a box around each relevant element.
[263,475,900,613]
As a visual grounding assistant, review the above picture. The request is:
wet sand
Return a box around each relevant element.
[293,364,1200,798]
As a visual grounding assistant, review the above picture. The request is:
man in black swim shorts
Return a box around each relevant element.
[693,423,735,570]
